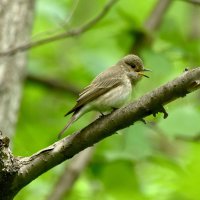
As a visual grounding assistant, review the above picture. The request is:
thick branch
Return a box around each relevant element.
[0,0,118,57]
[0,0,35,138]
[11,67,200,194]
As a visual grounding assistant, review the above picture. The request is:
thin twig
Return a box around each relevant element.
[176,133,200,142]
[179,0,200,5]
[63,0,80,26]
[144,0,172,32]
[188,4,200,39]
[148,122,179,156]
[0,0,118,57]
[26,73,80,96]
[47,148,94,200]
[27,0,171,96]
[30,0,80,40]
[132,0,173,53]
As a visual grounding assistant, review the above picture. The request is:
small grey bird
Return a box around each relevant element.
[58,54,150,138]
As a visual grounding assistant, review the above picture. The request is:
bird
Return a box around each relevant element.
[58,54,150,138]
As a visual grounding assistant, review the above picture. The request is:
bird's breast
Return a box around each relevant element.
[90,78,132,112]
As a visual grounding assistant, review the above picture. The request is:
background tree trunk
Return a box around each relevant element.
[0,0,35,138]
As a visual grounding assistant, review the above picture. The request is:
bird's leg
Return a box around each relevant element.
[98,107,118,118]
[152,105,168,119]
[98,111,105,118]
[100,111,104,116]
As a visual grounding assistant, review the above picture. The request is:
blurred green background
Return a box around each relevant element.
[13,0,200,199]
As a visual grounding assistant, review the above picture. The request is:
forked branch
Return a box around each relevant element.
[0,0,118,57]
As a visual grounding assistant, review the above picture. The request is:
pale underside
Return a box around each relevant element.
[65,64,132,117]
[80,82,132,115]
[58,60,142,137]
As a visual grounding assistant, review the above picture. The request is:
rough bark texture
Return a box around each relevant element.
[0,67,199,199]
[0,0,35,137]
[0,0,35,199]
[0,133,18,200]
[0,1,199,199]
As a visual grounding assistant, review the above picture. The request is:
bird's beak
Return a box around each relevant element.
[138,68,151,78]
[142,68,152,72]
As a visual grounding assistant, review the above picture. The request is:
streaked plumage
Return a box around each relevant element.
[58,54,150,138]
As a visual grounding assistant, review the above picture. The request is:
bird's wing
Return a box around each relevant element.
[65,76,123,116]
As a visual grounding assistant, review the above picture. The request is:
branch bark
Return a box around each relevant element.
[0,67,199,198]
[43,1,174,195]
[0,0,35,137]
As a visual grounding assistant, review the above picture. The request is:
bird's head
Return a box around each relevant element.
[119,54,151,82]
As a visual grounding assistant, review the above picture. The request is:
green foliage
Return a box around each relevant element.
[14,0,200,199]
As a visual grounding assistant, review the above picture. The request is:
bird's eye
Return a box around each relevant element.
[131,64,136,69]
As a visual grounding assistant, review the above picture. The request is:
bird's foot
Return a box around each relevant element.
[98,111,105,118]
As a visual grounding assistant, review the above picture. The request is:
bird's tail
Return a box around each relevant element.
[57,115,76,139]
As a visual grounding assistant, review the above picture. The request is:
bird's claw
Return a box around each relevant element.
[98,111,105,118]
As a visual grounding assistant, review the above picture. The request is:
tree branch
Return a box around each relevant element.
[0,0,119,57]
[176,133,200,142]
[179,0,200,6]
[27,0,173,97]
[47,147,94,200]
[34,0,173,190]
[26,74,80,96]
[132,0,172,52]
[9,67,199,195]
[144,0,172,32]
